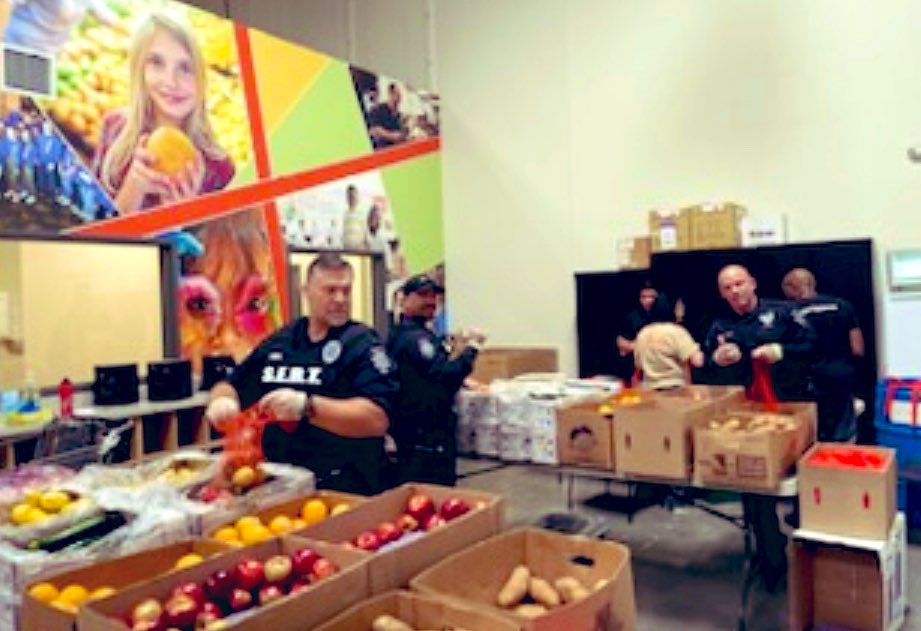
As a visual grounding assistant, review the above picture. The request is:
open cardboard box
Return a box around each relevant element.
[410,527,636,631]
[77,536,370,631]
[556,400,617,469]
[21,539,231,631]
[301,482,503,594]
[308,590,519,631]
[798,443,896,540]
[724,400,817,457]
[653,384,745,410]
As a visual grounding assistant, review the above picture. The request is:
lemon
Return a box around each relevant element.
[268,514,293,535]
[239,523,272,546]
[22,506,50,524]
[174,553,204,569]
[28,582,59,604]
[23,490,42,507]
[212,526,240,543]
[88,586,117,601]
[58,584,90,607]
[301,499,328,525]
[10,503,33,525]
[234,515,261,530]
[39,490,71,513]
[330,502,351,516]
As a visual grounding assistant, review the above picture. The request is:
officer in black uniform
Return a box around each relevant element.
[387,274,485,486]
[782,267,864,441]
[702,264,816,592]
[205,253,398,495]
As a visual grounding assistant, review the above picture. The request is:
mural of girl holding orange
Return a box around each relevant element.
[93,12,234,214]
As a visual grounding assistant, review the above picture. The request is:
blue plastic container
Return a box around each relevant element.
[875,420,921,470]
[876,377,921,424]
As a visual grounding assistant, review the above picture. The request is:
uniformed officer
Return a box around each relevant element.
[205,252,398,495]
[387,274,485,486]
[703,264,817,592]
[782,267,864,441]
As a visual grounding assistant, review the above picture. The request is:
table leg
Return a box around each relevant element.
[3,442,14,469]
[567,473,575,510]
[130,417,144,460]
[163,412,179,452]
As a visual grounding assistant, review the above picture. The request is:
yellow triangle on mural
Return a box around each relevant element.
[249,29,329,134]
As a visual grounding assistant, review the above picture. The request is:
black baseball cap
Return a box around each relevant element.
[402,274,444,295]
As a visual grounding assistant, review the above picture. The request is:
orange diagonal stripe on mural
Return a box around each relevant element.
[68,137,440,238]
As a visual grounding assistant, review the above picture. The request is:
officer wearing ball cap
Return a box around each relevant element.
[387,272,485,485]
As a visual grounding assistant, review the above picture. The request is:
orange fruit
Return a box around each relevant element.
[235,515,261,530]
[174,553,204,569]
[28,582,59,603]
[268,514,293,535]
[239,523,272,545]
[146,125,197,176]
[301,499,328,525]
[212,526,240,543]
[57,584,90,607]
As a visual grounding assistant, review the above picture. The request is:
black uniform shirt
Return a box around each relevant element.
[386,315,477,440]
[703,299,816,399]
[791,294,859,366]
[227,317,398,493]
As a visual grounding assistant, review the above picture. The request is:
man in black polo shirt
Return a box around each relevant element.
[368,83,408,149]
[782,267,864,441]
[387,274,485,485]
[205,253,398,495]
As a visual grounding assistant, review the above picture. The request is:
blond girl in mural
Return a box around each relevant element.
[178,210,281,374]
[94,11,234,214]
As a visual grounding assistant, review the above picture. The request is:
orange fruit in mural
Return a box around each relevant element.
[147,125,198,176]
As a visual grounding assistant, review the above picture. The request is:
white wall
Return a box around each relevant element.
[184,0,921,375]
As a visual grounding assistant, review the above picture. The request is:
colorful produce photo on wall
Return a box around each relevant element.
[2,0,253,216]
[350,66,440,151]
[0,94,116,232]
[173,208,283,374]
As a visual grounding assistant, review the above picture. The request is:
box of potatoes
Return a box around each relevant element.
[693,401,817,490]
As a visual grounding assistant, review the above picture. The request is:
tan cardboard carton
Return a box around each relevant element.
[798,443,896,540]
[308,590,519,631]
[687,202,746,249]
[556,400,616,469]
[471,347,559,383]
[77,536,370,631]
[725,400,817,456]
[653,384,746,411]
[649,209,691,252]
[790,513,906,631]
[299,483,503,594]
[411,527,636,631]
[21,539,231,631]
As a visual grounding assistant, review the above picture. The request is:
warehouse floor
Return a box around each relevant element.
[457,458,919,631]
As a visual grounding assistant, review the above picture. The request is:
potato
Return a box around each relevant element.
[528,576,561,608]
[497,565,531,607]
[513,603,548,619]
[554,576,590,603]
[371,614,415,631]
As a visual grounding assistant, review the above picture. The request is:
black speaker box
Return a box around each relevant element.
[93,364,140,406]
[147,359,193,401]
[200,355,236,390]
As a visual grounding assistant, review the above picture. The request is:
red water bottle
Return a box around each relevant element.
[58,378,73,419]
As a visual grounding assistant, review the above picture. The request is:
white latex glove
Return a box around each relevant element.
[259,388,308,422]
[713,343,743,367]
[205,396,240,429]
[751,343,783,364]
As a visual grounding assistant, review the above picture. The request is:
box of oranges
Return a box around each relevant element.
[20,538,231,631]
[207,491,367,547]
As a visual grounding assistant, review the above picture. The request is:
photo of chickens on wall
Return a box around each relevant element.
[350,66,440,151]
[2,0,254,218]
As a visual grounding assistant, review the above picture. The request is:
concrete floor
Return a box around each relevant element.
[457,458,920,631]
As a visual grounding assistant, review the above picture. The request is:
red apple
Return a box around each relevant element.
[289,579,312,594]
[200,601,222,618]
[396,513,419,532]
[310,557,338,581]
[196,609,222,631]
[376,521,402,544]
[171,580,206,606]
[258,584,285,605]
[132,598,164,625]
[227,588,253,613]
[235,558,264,591]
[163,593,200,629]
[405,493,435,521]
[439,497,471,521]
[290,547,321,578]
[354,530,382,552]
[204,568,236,601]
[264,554,293,585]
[423,513,447,531]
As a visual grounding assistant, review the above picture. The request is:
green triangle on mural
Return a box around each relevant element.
[382,153,443,272]
[266,61,372,174]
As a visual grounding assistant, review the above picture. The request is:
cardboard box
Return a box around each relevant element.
[298,483,503,593]
[78,536,370,631]
[308,590,519,631]
[471,347,559,384]
[21,539,231,631]
[725,400,817,456]
[798,443,897,540]
[694,410,808,490]
[790,512,906,631]
[556,400,615,469]
[410,527,636,631]
[653,384,746,411]
[614,397,716,480]
[740,214,787,247]
[649,209,691,252]
[616,236,652,270]
[687,202,746,249]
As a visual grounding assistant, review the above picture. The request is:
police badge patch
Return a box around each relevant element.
[758,311,776,328]
[371,347,392,374]
[322,340,343,364]
[418,338,436,360]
